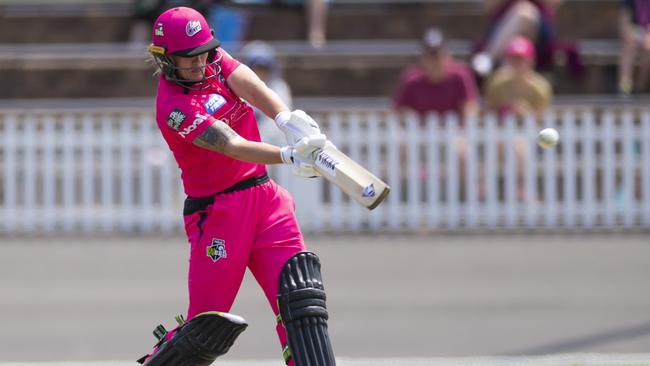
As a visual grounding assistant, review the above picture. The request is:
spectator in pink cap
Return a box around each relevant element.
[484,35,552,120]
[484,36,552,200]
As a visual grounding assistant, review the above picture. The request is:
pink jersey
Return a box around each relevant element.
[155,48,267,197]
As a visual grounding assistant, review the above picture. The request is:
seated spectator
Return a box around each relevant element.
[484,36,552,120]
[130,0,168,44]
[485,36,552,200]
[393,28,479,120]
[231,0,329,48]
[472,0,563,76]
[619,0,650,95]
[293,0,329,48]
[240,41,293,147]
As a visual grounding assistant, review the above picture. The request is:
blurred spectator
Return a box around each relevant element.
[234,0,329,48]
[484,36,552,200]
[131,0,212,44]
[472,0,563,76]
[208,0,250,51]
[484,36,552,120]
[131,0,168,44]
[240,41,293,146]
[393,28,479,120]
[619,0,650,95]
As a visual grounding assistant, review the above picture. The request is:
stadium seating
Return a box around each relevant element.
[0,0,624,99]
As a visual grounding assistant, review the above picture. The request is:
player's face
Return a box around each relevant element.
[173,53,209,82]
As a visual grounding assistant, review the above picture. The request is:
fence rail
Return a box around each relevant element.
[1,107,649,234]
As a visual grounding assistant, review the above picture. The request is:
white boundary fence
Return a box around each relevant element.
[1,106,650,234]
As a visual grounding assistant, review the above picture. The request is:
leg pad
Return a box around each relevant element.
[278,252,336,366]
[139,312,247,366]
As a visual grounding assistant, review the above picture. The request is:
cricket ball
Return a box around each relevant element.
[537,127,559,149]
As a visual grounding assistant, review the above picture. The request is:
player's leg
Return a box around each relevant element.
[139,191,257,365]
[249,181,336,366]
[137,311,248,366]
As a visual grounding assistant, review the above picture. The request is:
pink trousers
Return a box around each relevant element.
[183,179,305,361]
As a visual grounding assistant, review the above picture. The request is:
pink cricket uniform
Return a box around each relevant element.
[154,48,305,358]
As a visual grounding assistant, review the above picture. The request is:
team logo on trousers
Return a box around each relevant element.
[207,238,227,262]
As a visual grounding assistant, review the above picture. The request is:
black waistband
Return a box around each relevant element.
[183,173,270,216]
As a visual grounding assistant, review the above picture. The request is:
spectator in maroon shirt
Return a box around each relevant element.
[393,28,479,121]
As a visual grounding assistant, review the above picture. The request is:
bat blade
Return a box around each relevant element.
[313,142,390,210]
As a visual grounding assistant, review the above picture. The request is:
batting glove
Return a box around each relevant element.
[275,110,322,146]
[279,134,327,178]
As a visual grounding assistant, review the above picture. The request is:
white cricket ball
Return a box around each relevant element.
[537,127,559,148]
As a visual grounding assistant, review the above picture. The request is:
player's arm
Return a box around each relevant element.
[226,63,289,120]
[193,119,283,164]
[227,64,323,145]
[193,120,324,175]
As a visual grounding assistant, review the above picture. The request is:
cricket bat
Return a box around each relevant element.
[313,142,390,210]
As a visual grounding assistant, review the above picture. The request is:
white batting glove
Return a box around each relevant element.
[275,110,322,146]
[279,134,327,178]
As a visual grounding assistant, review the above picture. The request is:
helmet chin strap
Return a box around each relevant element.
[162,49,223,91]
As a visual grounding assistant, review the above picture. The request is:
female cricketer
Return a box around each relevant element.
[138,6,336,366]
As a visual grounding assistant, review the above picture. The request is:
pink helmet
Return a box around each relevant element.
[148,7,222,88]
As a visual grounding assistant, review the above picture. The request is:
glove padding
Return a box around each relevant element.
[280,134,327,178]
[275,110,322,146]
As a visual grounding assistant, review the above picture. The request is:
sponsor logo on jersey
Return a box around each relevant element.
[155,22,164,37]
[315,151,339,177]
[207,238,227,262]
[204,94,226,115]
[166,108,186,131]
[178,114,208,138]
[186,20,202,37]
[362,183,376,198]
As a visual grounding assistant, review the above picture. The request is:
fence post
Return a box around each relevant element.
[523,113,538,228]
[42,116,56,233]
[62,116,76,233]
[464,113,479,229]
[581,109,596,228]
[120,115,135,232]
[425,114,440,229]
[503,114,517,229]
[621,110,636,227]
[81,115,94,233]
[406,112,421,230]
[562,109,577,228]
[602,111,616,227]
[23,114,37,233]
[3,114,17,234]
[101,116,115,233]
[542,110,558,228]
[386,112,401,231]
[484,113,498,229]
[643,111,650,226]
[139,114,154,233]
